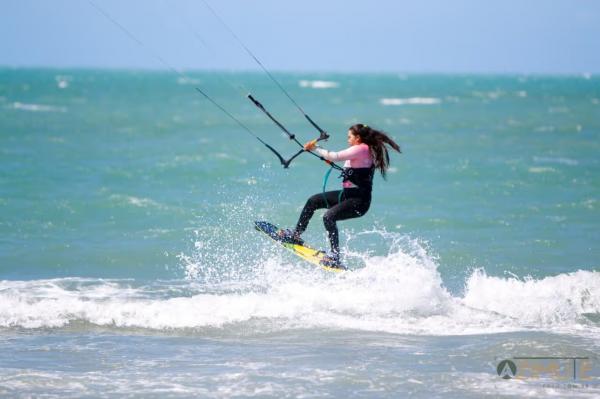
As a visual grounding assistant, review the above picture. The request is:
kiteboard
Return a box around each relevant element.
[254,221,346,272]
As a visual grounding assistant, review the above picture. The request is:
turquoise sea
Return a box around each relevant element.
[1,68,599,397]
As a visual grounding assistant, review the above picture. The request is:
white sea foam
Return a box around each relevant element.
[177,76,201,85]
[533,156,579,166]
[298,80,339,89]
[379,97,441,106]
[55,75,71,89]
[463,269,600,326]
[534,125,556,133]
[528,167,556,174]
[10,102,67,113]
[472,91,504,100]
[109,194,168,210]
[1,231,598,337]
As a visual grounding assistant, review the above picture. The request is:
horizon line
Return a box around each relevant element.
[1,64,598,78]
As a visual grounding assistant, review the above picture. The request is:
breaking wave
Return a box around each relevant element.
[1,230,598,337]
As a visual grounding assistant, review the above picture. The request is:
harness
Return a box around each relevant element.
[322,165,375,208]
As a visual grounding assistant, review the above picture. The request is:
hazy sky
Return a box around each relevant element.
[2,0,600,74]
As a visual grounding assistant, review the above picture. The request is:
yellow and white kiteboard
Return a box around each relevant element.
[254,221,346,272]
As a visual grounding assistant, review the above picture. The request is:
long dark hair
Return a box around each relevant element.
[349,123,401,178]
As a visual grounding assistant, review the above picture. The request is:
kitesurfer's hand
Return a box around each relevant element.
[304,139,317,151]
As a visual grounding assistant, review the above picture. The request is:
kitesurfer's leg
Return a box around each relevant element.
[294,191,342,235]
[322,197,371,258]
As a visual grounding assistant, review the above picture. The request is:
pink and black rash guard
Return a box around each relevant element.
[315,143,373,189]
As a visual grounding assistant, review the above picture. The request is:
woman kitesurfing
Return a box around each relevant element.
[278,124,401,267]
[88,0,401,270]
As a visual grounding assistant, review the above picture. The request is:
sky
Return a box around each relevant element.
[2,0,600,74]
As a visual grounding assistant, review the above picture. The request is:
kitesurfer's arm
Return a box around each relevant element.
[310,144,369,162]
[304,139,372,166]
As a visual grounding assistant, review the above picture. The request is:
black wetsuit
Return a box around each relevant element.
[294,166,374,256]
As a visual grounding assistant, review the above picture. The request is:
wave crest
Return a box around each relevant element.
[1,231,598,336]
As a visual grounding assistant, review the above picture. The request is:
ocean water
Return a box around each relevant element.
[1,68,599,397]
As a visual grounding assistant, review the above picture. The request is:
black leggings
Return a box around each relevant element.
[294,189,371,255]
